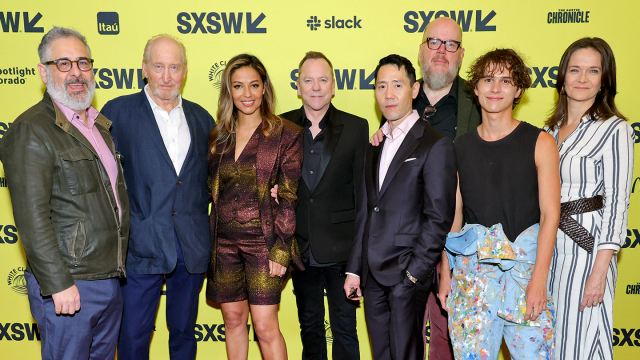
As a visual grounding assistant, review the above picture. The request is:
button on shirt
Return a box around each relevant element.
[55,100,121,220]
[302,108,329,191]
[378,110,421,190]
[144,85,191,175]
[414,78,458,140]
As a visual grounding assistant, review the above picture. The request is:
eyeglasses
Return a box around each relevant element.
[422,37,462,53]
[43,58,94,72]
[422,106,437,122]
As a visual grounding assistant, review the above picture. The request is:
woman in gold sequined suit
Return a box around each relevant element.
[206,54,303,360]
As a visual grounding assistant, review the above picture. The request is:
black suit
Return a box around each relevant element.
[347,117,456,360]
[280,104,368,360]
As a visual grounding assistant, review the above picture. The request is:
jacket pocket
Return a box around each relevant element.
[331,208,356,224]
[394,233,418,247]
[56,219,87,266]
[59,148,100,195]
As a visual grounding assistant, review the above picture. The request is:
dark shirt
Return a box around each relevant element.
[301,107,337,267]
[301,107,329,191]
[455,121,542,241]
[413,78,459,140]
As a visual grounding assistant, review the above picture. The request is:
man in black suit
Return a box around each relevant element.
[279,51,369,360]
[344,55,456,360]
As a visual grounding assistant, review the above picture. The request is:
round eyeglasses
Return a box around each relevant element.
[422,37,462,53]
[43,58,94,72]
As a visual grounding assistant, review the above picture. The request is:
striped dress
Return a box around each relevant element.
[546,115,634,360]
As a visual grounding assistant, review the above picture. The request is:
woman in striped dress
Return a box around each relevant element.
[545,38,634,360]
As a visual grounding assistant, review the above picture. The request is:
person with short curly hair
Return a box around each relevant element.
[439,49,560,360]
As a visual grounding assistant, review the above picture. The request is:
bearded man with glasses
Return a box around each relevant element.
[0,26,129,359]
[371,17,481,360]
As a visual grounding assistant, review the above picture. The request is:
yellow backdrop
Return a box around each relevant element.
[1,0,639,359]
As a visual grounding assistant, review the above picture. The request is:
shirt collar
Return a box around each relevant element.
[302,104,330,129]
[417,77,459,106]
[381,110,420,140]
[144,84,183,112]
[53,99,99,129]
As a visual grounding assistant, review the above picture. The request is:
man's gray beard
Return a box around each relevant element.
[422,59,461,91]
[150,84,181,102]
[46,69,95,111]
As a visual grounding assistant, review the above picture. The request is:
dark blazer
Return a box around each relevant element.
[346,118,457,287]
[206,119,304,289]
[280,104,369,263]
[101,90,216,274]
[452,75,481,138]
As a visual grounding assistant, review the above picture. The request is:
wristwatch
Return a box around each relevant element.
[405,270,417,283]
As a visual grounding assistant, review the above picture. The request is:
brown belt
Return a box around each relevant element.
[559,195,604,253]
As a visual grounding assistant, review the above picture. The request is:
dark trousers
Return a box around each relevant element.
[363,271,430,360]
[25,271,122,360]
[425,261,454,360]
[118,238,204,360]
[291,264,360,360]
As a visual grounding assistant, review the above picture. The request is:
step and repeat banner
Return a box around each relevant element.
[1,0,639,359]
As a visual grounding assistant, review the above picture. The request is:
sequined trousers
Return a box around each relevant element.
[445,223,555,360]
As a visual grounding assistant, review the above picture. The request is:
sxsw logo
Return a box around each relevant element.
[93,68,145,90]
[195,323,258,342]
[0,177,6,188]
[306,16,362,31]
[527,66,559,88]
[623,229,640,249]
[0,122,12,140]
[0,225,18,244]
[177,12,266,34]
[97,12,119,35]
[631,126,640,144]
[0,323,40,341]
[0,12,43,33]
[290,68,375,90]
[404,10,496,33]
[613,328,640,346]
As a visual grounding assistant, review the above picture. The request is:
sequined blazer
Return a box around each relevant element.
[207,119,304,280]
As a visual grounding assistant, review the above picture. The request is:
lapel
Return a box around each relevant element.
[455,76,473,138]
[137,89,175,172]
[50,96,100,157]
[256,121,284,207]
[178,101,197,175]
[209,140,227,212]
[378,119,427,199]
[370,139,383,200]
[313,104,343,192]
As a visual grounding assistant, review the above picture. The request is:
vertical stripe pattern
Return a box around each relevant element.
[546,116,634,360]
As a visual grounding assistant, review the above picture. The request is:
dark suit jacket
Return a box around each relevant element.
[280,104,369,263]
[101,90,216,274]
[207,119,304,288]
[346,118,457,287]
[380,76,481,139]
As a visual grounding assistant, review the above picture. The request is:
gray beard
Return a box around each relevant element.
[150,84,181,102]
[422,59,461,91]
[46,70,95,111]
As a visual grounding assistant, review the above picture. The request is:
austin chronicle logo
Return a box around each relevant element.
[7,267,27,295]
[307,16,321,31]
[209,61,227,90]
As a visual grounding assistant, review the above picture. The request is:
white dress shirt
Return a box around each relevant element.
[144,85,191,175]
[378,110,420,190]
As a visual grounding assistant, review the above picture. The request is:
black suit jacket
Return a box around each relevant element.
[280,104,369,263]
[346,118,457,287]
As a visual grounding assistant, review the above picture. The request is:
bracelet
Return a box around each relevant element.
[406,270,417,283]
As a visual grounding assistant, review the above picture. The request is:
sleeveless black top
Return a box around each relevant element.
[455,121,541,242]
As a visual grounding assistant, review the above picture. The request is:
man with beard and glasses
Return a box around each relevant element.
[0,27,129,359]
[100,34,215,360]
[371,17,481,360]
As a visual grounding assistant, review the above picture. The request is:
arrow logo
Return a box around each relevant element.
[247,12,266,33]
[475,10,496,32]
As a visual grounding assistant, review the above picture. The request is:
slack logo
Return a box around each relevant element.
[306,16,362,31]
[97,12,119,35]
